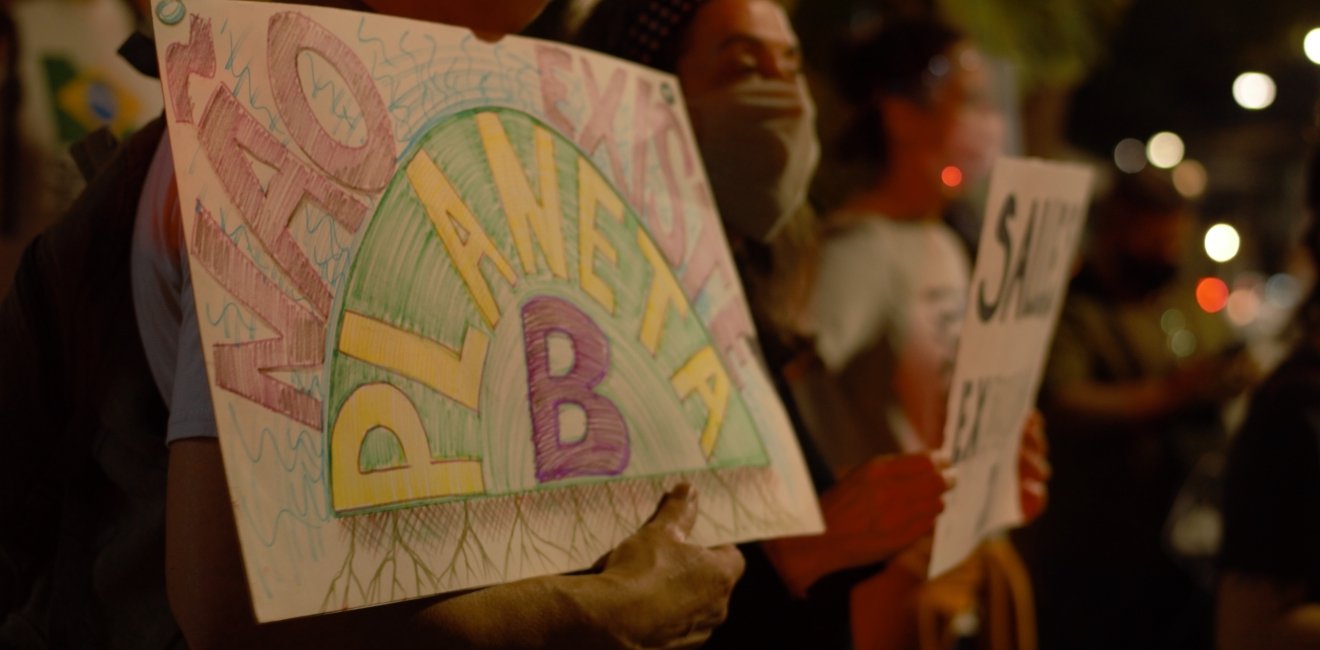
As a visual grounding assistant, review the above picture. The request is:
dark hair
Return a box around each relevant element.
[834,17,963,170]
[1094,169,1189,236]
[572,0,710,73]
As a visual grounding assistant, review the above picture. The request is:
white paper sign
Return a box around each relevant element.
[151,0,821,621]
[930,157,1092,577]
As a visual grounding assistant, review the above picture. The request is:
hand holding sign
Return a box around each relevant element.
[764,452,952,596]
[930,158,1091,577]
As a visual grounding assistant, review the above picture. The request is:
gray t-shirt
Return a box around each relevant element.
[131,133,217,444]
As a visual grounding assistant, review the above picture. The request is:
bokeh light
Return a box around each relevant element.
[1160,308,1186,335]
[1306,28,1320,65]
[1172,160,1207,198]
[1226,288,1262,327]
[1265,273,1302,309]
[941,165,963,188]
[1197,277,1230,313]
[1170,329,1198,357]
[1204,223,1241,263]
[1113,138,1147,173]
[1232,72,1276,110]
[1146,132,1185,169]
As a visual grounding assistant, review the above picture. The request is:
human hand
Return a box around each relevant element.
[591,484,745,650]
[1018,410,1050,523]
[1168,348,1259,409]
[824,453,951,544]
[764,453,951,595]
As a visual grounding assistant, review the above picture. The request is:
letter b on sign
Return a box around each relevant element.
[522,296,630,482]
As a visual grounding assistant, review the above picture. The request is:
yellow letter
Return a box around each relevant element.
[331,382,484,512]
[337,310,489,410]
[577,156,625,313]
[477,112,568,280]
[407,151,517,326]
[671,346,729,458]
[637,229,689,355]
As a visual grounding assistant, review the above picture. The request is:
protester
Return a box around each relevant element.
[1032,170,1253,650]
[576,5,1048,649]
[0,1,747,647]
[1216,138,1320,650]
[802,17,1044,650]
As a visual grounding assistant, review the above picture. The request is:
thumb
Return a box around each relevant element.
[648,483,699,542]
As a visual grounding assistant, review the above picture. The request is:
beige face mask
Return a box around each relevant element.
[686,75,820,242]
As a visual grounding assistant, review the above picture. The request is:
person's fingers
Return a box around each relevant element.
[1019,448,1052,483]
[861,453,939,481]
[1020,480,1048,520]
[886,494,946,531]
[707,544,746,583]
[648,483,699,542]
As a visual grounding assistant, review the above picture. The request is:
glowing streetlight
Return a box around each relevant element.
[1233,72,1276,110]
[1306,28,1320,65]
[1146,132,1185,169]
[1204,223,1241,263]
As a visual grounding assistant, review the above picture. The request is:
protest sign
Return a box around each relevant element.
[930,157,1092,577]
[152,0,821,621]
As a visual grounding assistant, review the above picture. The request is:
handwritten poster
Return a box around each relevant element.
[152,0,821,621]
[930,158,1091,577]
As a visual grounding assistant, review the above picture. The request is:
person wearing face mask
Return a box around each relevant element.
[1028,170,1255,650]
[0,1,748,648]
[801,18,1048,650]
[572,3,1033,649]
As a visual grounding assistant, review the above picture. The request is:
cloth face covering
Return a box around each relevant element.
[687,76,820,242]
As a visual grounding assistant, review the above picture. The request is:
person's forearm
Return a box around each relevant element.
[1051,378,1179,424]
[402,573,624,650]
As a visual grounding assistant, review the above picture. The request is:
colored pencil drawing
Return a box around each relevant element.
[153,1,821,622]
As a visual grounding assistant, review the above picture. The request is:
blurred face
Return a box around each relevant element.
[674,0,801,99]
[668,0,820,242]
[885,41,1004,193]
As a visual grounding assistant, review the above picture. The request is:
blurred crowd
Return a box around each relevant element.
[1,0,1317,649]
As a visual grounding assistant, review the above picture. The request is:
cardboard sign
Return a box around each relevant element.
[930,158,1092,577]
[152,0,821,621]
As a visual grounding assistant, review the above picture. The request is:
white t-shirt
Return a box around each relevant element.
[803,214,969,465]
[130,133,218,444]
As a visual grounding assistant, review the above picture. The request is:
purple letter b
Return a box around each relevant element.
[522,296,629,482]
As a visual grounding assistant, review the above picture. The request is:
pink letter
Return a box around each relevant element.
[536,44,576,138]
[164,15,216,124]
[577,57,628,188]
[198,88,367,318]
[267,11,396,192]
[633,79,696,266]
[522,296,629,482]
[191,204,325,429]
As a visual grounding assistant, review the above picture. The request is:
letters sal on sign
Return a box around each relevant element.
[975,193,1085,325]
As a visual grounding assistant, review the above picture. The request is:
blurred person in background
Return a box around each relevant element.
[574,2,978,648]
[1030,170,1255,650]
[1216,132,1320,650]
[801,16,1045,650]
